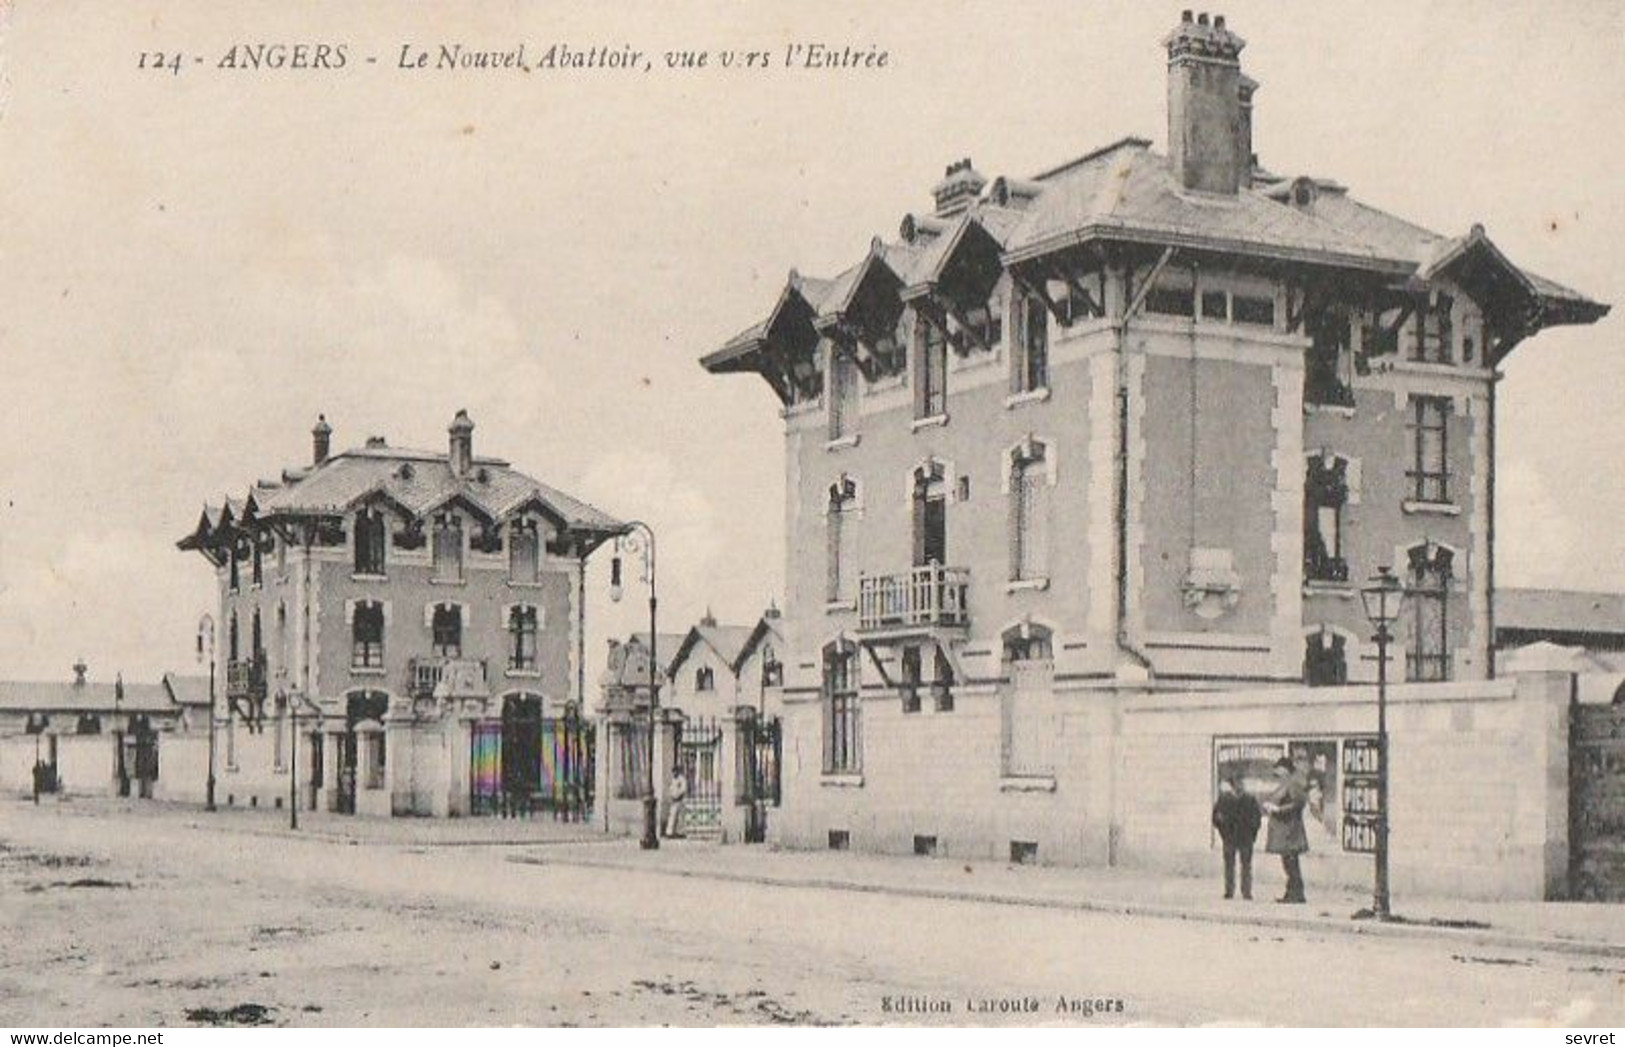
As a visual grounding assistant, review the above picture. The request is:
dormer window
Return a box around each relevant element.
[432,513,463,583]
[914,317,948,420]
[828,347,861,442]
[1306,307,1356,408]
[509,519,540,584]
[251,533,264,586]
[355,508,387,577]
[1410,294,1454,364]
[1012,293,1049,395]
[695,666,715,692]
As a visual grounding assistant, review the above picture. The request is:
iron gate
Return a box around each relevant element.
[471,706,596,820]
[1571,704,1625,901]
[739,712,781,844]
[677,717,724,835]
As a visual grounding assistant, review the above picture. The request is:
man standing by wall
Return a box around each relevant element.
[1212,775,1262,900]
[1263,757,1309,903]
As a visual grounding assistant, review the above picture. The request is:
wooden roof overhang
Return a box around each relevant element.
[901,217,1009,356]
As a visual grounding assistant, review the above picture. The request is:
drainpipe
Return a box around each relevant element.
[1111,248,1173,672]
[1486,368,1499,679]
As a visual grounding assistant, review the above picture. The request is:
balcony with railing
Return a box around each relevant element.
[857,564,971,638]
[225,657,266,700]
[408,656,489,699]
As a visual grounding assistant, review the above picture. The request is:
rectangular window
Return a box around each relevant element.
[252,537,264,586]
[352,602,385,669]
[432,604,462,659]
[432,514,463,582]
[826,487,858,605]
[1406,396,1450,503]
[508,605,537,672]
[915,320,947,419]
[1144,286,1195,318]
[828,350,860,440]
[1200,290,1229,322]
[509,521,540,584]
[1412,294,1454,364]
[822,648,860,774]
[355,511,386,576]
[1231,295,1276,327]
[1013,294,1049,394]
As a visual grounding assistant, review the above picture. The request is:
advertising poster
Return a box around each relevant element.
[1213,735,1358,854]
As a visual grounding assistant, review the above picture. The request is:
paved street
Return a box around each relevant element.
[1,800,1621,1027]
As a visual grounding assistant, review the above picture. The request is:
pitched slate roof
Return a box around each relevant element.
[182,434,625,550]
[704,137,1605,383]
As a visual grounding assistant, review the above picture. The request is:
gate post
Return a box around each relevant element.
[1504,642,1580,900]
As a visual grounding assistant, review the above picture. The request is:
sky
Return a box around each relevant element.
[0,0,1620,685]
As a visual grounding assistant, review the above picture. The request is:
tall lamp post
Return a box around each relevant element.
[609,522,659,851]
[1359,565,1407,921]
[196,614,218,812]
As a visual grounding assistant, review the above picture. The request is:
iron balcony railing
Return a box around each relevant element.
[857,564,970,633]
[224,657,265,700]
[408,656,488,699]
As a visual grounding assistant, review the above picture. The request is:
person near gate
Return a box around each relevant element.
[1262,755,1309,903]
[1211,774,1261,900]
[664,765,689,839]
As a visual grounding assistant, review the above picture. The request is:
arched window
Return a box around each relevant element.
[1406,544,1453,681]
[1304,454,1351,583]
[821,642,861,774]
[355,508,387,576]
[826,476,859,605]
[507,605,537,672]
[352,601,385,669]
[911,460,948,568]
[251,608,263,659]
[1304,628,1347,687]
[1009,440,1052,582]
[695,665,715,692]
[228,612,240,662]
[432,603,463,659]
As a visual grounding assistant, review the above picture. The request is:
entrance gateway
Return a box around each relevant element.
[470,696,595,820]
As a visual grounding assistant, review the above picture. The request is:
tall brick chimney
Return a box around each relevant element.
[449,409,474,478]
[932,158,986,218]
[1164,11,1252,194]
[312,414,332,466]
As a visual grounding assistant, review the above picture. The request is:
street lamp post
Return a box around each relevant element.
[197,614,218,812]
[1359,565,1407,921]
[32,725,41,806]
[610,522,659,851]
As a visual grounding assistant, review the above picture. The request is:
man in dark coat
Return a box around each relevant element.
[1263,756,1310,903]
[1211,774,1262,900]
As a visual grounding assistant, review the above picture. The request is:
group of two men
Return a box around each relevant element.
[1211,756,1310,903]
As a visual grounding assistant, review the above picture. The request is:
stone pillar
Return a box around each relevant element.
[1080,686,1129,866]
[321,727,343,812]
[446,710,475,818]
[1504,642,1579,900]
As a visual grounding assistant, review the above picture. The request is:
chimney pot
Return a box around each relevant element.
[449,409,475,477]
[312,414,332,466]
[1198,12,1210,26]
[1214,14,1225,28]
[1182,9,1193,21]
[72,659,87,686]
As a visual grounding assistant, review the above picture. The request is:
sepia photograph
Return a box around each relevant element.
[0,0,1622,1032]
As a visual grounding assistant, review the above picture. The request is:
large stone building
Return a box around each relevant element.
[700,13,1608,876]
[178,412,623,817]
